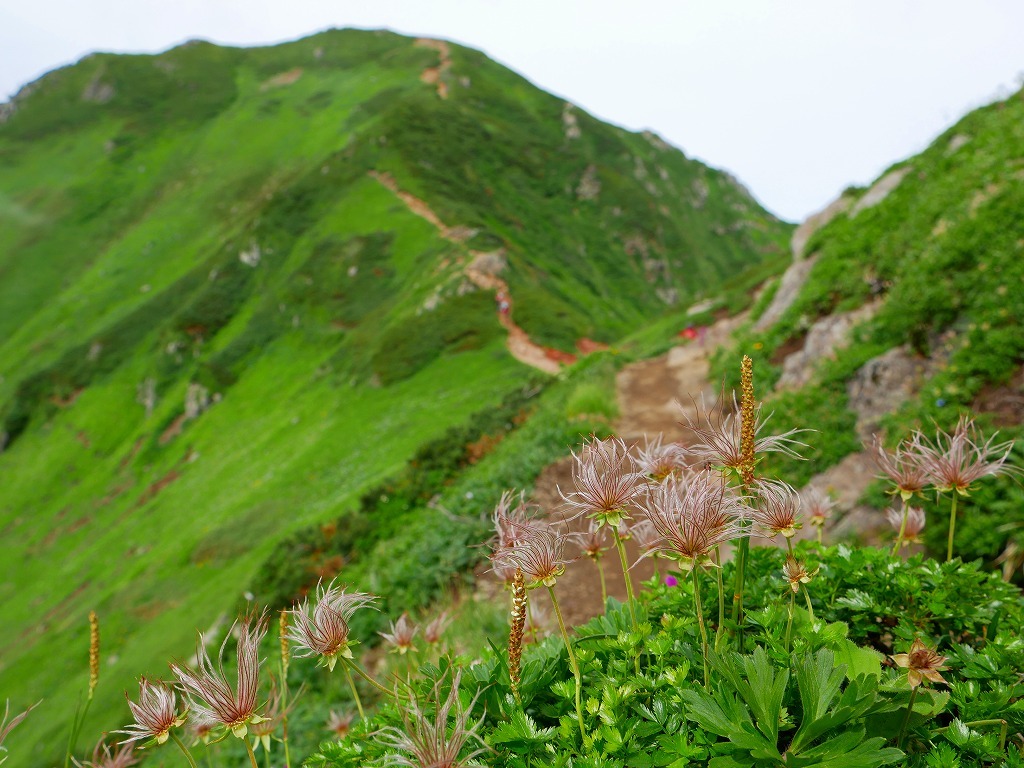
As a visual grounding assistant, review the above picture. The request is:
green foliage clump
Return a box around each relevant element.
[370,291,504,384]
[307,535,1024,768]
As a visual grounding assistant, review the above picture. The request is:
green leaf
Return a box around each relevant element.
[488,710,556,749]
[798,734,903,768]
[835,640,882,680]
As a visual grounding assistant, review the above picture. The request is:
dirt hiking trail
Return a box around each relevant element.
[369,170,573,374]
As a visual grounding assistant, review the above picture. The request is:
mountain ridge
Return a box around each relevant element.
[0,28,787,763]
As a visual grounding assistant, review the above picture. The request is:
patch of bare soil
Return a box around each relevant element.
[415,38,451,99]
[974,365,1024,427]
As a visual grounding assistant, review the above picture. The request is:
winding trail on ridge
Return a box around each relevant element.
[368,170,567,374]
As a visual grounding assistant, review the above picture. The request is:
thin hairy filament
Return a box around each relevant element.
[547,586,587,743]
[897,687,918,748]
[692,567,710,688]
[891,498,910,557]
[170,730,200,768]
[342,664,365,720]
[244,737,260,768]
[946,493,959,562]
[714,546,725,651]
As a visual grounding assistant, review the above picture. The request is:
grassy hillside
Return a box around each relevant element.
[717,85,1024,560]
[0,29,788,764]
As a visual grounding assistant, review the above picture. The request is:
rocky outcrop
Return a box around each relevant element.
[850,166,912,216]
[846,345,936,441]
[791,194,853,259]
[777,299,882,390]
[754,254,819,331]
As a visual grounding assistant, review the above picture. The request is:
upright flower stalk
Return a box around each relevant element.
[508,570,528,702]
[287,582,388,717]
[66,611,102,768]
[560,438,646,632]
[278,610,292,768]
[640,471,747,686]
[892,639,949,748]
[687,358,806,650]
[734,356,756,647]
[574,521,610,604]
[493,520,586,741]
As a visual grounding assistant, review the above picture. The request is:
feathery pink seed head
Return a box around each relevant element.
[685,393,808,475]
[76,738,139,768]
[379,613,419,655]
[572,520,609,560]
[116,678,184,746]
[287,582,377,671]
[423,611,453,645]
[640,471,747,569]
[374,669,488,768]
[801,487,836,528]
[170,611,268,740]
[870,433,929,499]
[886,505,926,543]
[560,437,646,527]
[915,416,1019,495]
[326,710,355,739]
[636,434,691,480]
[751,479,803,539]
[493,520,573,587]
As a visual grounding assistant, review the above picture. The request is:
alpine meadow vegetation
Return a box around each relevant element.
[8,358,1020,768]
[2,27,1024,768]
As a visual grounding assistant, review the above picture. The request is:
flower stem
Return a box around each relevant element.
[891,497,910,557]
[64,694,92,768]
[784,590,795,652]
[547,585,587,745]
[169,730,200,768]
[731,530,750,652]
[714,546,725,651]
[691,566,710,688]
[611,527,637,630]
[341,664,365,720]
[594,559,608,606]
[346,658,393,697]
[897,687,919,748]
[816,526,822,546]
[279,661,291,768]
[802,585,815,624]
[244,737,260,768]
[946,493,959,562]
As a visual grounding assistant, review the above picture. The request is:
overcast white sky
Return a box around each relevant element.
[2,1,1022,221]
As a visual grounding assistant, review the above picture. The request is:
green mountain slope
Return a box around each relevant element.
[0,29,787,763]
[721,85,1024,558]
